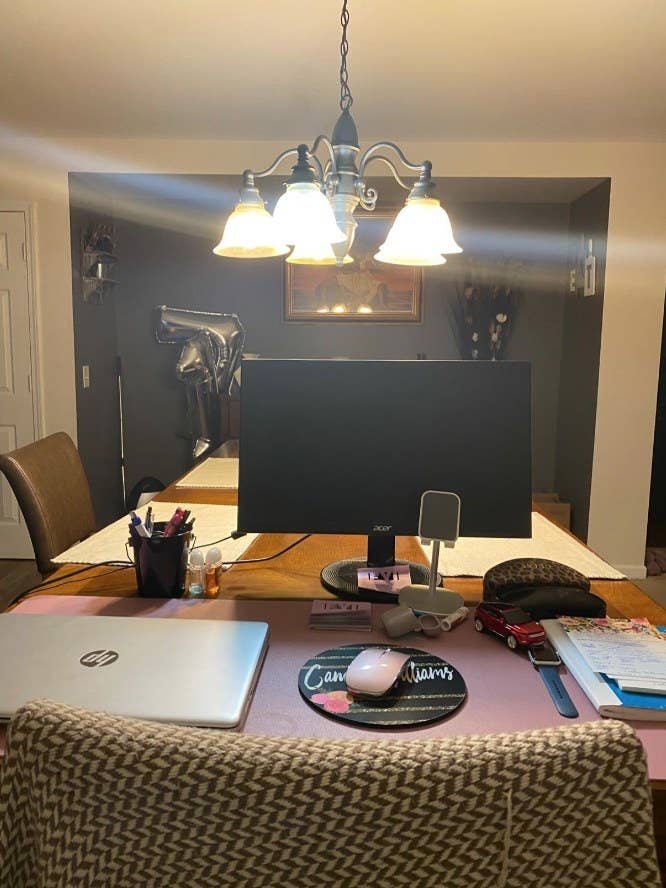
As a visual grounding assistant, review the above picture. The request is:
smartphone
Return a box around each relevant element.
[528,645,562,668]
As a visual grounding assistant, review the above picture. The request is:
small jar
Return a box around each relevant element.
[204,547,222,599]
[186,550,205,599]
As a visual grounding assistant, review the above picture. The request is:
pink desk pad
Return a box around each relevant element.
[4,595,666,780]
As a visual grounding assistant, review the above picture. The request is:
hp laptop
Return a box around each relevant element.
[0,613,269,728]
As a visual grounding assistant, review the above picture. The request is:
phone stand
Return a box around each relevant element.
[399,491,465,615]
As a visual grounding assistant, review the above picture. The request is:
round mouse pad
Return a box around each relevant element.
[298,644,467,728]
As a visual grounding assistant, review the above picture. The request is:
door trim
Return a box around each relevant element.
[0,203,41,442]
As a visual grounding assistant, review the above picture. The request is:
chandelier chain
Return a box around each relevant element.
[339,0,353,110]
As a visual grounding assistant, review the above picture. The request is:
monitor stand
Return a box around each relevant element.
[320,533,440,603]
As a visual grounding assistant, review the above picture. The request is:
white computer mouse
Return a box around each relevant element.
[345,647,411,697]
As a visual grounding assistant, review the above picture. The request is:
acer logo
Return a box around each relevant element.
[80,650,119,668]
[372,525,392,532]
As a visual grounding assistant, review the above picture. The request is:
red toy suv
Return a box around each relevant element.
[474,602,546,650]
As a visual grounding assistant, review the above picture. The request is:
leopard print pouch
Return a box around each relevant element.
[483,558,606,619]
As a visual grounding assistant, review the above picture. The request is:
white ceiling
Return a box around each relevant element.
[2,0,665,141]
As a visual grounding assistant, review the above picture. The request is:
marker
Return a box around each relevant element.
[163,508,185,538]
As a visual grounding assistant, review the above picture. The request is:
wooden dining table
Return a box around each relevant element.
[17,474,666,877]
[36,480,666,621]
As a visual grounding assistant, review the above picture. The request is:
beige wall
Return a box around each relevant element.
[1,138,665,575]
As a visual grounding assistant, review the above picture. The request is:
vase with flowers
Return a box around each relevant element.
[450,258,524,361]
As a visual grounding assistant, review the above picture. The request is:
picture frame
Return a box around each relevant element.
[284,212,422,322]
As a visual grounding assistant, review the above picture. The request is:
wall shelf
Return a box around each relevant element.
[81,226,117,304]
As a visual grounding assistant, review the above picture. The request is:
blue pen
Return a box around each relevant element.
[130,511,150,539]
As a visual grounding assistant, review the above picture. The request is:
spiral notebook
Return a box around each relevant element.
[542,619,666,721]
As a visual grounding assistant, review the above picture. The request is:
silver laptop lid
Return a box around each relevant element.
[0,614,269,728]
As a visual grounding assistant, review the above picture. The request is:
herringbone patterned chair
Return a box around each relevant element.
[0,700,661,887]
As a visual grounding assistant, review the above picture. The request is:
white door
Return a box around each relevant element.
[0,211,36,558]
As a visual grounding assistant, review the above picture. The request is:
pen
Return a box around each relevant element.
[130,512,151,539]
[145,506,153,535]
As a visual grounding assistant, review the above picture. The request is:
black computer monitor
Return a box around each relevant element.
[237,358,531,599]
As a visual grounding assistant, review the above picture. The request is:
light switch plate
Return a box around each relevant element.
[584,255,596,297]
[82,365,90,389]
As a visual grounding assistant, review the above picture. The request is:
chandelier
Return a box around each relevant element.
[213,0,462,267]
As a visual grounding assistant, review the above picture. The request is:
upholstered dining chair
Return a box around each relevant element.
[212,438,239,457]
[0,700,660,887]
[0,432,96,575]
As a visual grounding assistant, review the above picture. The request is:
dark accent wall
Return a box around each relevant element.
[69,176,124,527]
[455,202,569,491]
[647,300,666,545]
[70,174,576,523]
[554,180,611,540]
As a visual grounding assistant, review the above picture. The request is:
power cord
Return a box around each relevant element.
[221,533,311,564]
[191,529,246,550]
[192,531,311,564]
[6,533,311,610]
[7,561,133,610]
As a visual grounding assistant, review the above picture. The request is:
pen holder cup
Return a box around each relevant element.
[129,522,191,598]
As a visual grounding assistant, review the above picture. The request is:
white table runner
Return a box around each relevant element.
[421,513,624,579]
[55,508,623,580]
[53,502,257,567]
[176,458,239,489]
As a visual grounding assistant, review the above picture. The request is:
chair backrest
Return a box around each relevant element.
[0,432,96,574]
[212,438,239,457]
[0,700,660,887]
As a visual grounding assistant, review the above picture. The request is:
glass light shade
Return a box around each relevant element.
[213,202,289,258]
[374,197,462,266]
[374,251,447,267]
[273,182,346,246]
[286,240,353,265]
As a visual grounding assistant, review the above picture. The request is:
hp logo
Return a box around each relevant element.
[80,650,119,668]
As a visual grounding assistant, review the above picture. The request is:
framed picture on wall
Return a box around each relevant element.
[284,212,422,322]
